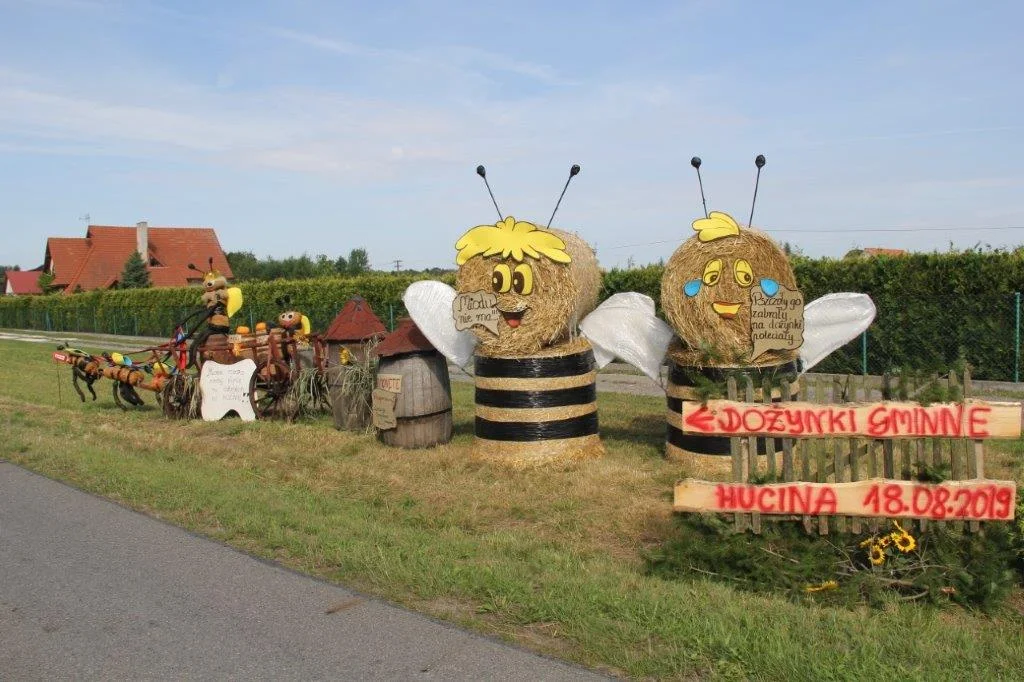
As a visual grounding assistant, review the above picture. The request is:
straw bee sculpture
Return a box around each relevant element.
[578,155,877,467]
[405,164,642,466]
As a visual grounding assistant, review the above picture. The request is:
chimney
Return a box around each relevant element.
[136,221,149,262]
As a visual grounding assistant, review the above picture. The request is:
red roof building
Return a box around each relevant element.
[42,222,233,294]
[375,318,436,358]
[862,248,907,257]
[323,296,387,342]
[4,270,43,296]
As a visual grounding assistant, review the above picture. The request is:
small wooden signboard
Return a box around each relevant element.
[376,374,403,394]
[679,399,1022,439]
[673,478,1017,522]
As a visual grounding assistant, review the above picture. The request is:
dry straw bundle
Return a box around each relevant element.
[661,227,797,369]
[457,227,601,357]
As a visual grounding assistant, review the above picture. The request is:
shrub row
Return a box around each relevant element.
[3,252,1024,379]
[0,273,454,339]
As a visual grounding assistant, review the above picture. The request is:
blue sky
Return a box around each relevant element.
[1,0,1022,271]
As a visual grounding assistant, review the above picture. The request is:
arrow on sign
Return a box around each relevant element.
[683,405,716,432]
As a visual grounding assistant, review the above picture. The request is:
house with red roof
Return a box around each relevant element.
[41,222,233,294]
[4,270,44,296]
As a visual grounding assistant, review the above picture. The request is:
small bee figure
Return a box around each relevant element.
[186,257,244,367]
[275,296,312,342]
[188,257,244,335]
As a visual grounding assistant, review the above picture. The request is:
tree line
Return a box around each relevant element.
[225,249,371,282]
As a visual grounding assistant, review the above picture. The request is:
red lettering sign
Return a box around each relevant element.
[679,400,1021,439]
[675,479,1017,521]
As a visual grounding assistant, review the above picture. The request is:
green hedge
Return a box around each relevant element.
[0,273,454,338]
[3,253,1024,379]
[600,253,1024,380]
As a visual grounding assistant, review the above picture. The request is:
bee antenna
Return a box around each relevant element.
[546,164,581,229]
[690,157,708,219]
[748,154,766,228]
[208,256,214,270]
[475,165,503,220]
[187,263,200,272]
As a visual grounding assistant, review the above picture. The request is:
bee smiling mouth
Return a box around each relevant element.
[499,308,528,329]
[712,301,742,319]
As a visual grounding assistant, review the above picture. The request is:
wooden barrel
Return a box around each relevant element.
[665,360,798,465]
[473,338,603,467]
[326,365,371,431]
[376,350,453,448]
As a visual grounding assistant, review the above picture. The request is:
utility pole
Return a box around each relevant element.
[392,259,402,273]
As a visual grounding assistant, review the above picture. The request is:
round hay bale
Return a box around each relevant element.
[471,336,603,467]
[456,226,600,357]
[661,228,797,368]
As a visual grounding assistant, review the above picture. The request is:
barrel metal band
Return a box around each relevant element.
[475,412,599,441]
[474,350,596,379]
[475,384,596,409]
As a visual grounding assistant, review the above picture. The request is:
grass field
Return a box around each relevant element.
[2,336,1023,680]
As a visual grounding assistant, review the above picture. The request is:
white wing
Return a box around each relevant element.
[402,281,477,369]
[579,292,674,384]
[799,293,876,373]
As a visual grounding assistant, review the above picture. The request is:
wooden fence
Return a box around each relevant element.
[674,370,1019,535]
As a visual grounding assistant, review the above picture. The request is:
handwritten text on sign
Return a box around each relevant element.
[199,359,257,422]
[673,478,1017,521]
[453,290,501,335]
[749,284,804,360]
[680,400,1022,439]
[376,373,403,393]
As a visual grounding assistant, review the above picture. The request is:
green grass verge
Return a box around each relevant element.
[2,337,1024,680]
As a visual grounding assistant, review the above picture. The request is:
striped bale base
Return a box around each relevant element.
[473,339,604,467]
[665,360,797,475]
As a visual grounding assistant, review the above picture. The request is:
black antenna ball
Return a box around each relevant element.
[690,156,702,169]
[476,165,486,178]
[570,164,581,176]
[755,154,766,169]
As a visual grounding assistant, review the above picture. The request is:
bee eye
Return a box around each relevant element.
[491,264,512,293]
[512,264,533,295]
[702,259,722,287]
[734,259,754,287]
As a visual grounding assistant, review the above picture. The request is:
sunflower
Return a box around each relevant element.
[893,532,917,553]
[878,535,892,548]
[858,536,876,548]
[869,544,886,566]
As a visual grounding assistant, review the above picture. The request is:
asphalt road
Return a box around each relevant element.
[0,462,607,681]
